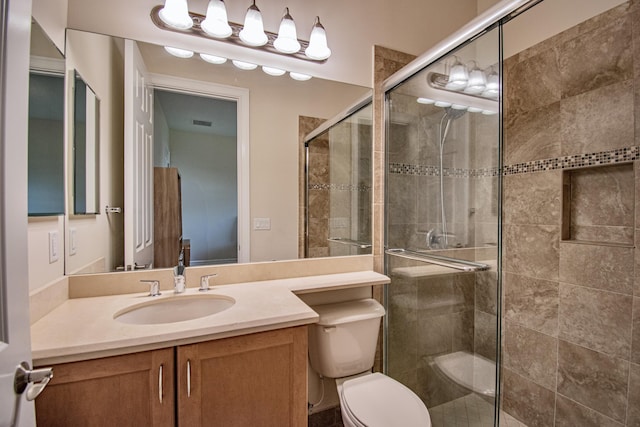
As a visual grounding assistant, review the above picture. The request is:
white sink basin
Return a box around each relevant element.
[114,294,235,325]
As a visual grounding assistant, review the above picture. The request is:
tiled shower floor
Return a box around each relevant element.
[429,393,527,427]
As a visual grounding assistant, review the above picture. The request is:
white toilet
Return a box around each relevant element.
[309,298,431,427]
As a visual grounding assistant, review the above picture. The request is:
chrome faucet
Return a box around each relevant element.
[174,248,186,293]
[199,274,218,292]
[141,280,161,297]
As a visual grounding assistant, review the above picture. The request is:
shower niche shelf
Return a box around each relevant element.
[561,162,635,247]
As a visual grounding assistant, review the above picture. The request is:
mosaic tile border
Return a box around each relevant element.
[389,162,499,178]
[308,183,371,192]
[503,146,640,175]
[388,146,640,178]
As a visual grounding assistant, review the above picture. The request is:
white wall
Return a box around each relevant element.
[32,0,67,53]
[170,130,238,264]
[64,30,125,275]
[153,98,171,167]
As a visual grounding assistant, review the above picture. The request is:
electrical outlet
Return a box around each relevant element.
[49,231,59,263]
[69,228,77,256]
[253,218,271,230]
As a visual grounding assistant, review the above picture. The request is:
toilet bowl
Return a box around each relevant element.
[337,373,431,427]
[308,299,431,427]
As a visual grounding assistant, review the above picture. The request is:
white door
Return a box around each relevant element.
[124,40,154,270]
[0,0,52,425]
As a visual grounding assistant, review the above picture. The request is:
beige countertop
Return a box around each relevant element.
[31,271,389,365]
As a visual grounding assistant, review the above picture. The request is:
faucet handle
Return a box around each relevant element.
[140,280,161,297]
[199,274,218,292]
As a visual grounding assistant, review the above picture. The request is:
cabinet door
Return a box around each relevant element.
[177,327,308,427]
[35,348,175,427]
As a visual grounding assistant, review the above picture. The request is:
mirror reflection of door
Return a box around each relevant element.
[154,89,238,266]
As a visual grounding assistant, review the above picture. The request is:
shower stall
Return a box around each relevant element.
[304,98,373,258]
[383,8,505,427]
[382,0,640,426]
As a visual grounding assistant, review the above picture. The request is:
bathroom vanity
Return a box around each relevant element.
[30,269,389,426]
[35,327,307,426]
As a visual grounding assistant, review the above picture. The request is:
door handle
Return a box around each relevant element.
[14,361,53,401]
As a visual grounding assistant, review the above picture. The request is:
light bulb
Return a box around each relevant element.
[485,70,499,91]
[451,104,468,110]
[201,0,232,38]
[304,17,331,60]
[200,53,227,64]
[239,1,268,47]
[232,60,258,70]
[465,64,487,94]
[164,46,194,58]
[158,0,193,30]
[448,58,468,88]
[290,72,312,81]
[434,101,452,108]
[274,8,301,54]
[467,107,484,113]
[417,97,435,104]
[262,66,286,76]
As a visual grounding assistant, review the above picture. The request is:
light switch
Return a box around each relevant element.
[69,228,77,256]
[49,231,59,264]
[253,218,271,230]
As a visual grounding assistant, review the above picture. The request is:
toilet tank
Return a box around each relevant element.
[308,298,386,378]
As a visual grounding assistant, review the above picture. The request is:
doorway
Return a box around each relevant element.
[154,89,239,265]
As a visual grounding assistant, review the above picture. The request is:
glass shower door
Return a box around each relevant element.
[384,26,501,427]
[305,102,373,258]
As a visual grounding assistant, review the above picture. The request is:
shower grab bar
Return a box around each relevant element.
[328,237,372,249]
[385,248,490,272]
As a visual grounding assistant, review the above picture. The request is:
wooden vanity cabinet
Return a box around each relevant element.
[34,326,308,427]
[35,348,174,427]
[177,326,308,427]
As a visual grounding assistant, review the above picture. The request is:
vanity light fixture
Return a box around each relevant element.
[151,1,331,62]
[158,0,193,30]
[446,57,468,90]
[200,0,232,38]
[199,53,227,64]
[290,72,312,81]
[239,0,268,46]
[162,43,314,81]
[304,17,331,60]
[465,62,487,94]
[164,46,194,58]
[274,8,301,54]
[232,59,258,70]
[262,66,286,76]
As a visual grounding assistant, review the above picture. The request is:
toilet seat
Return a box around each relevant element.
[338,373,431,427]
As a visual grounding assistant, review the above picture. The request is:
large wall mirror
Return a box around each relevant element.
[50,27,372,276]
[72,70,100,215]
[28,20,65,216]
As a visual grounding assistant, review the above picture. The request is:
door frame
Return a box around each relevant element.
[148,74,250,263]
[0,0,38,424]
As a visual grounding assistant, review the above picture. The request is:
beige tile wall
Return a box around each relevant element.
[501,2,640,426]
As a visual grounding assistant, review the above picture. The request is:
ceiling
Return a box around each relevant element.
[154,89,237,137]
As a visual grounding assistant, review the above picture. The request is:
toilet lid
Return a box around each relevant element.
[342,373,431,427]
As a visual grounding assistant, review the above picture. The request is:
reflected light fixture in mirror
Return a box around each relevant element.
[153,0,331,62]
[164,46,194,58]
[163,42,314,80]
